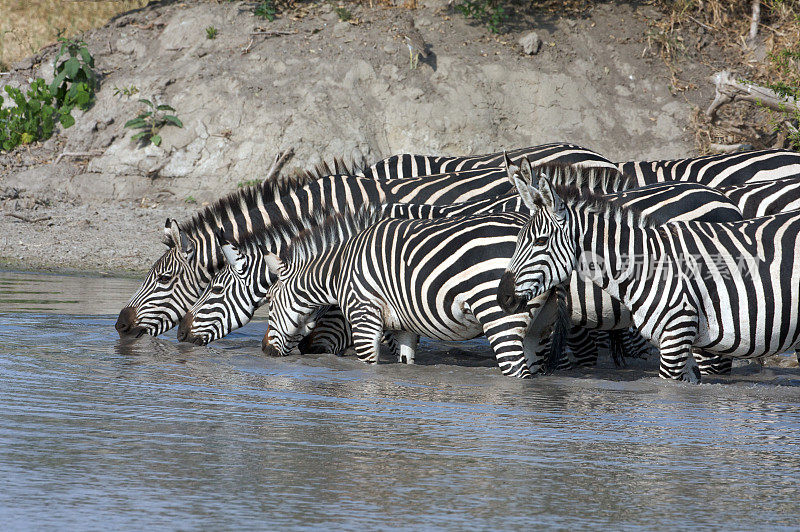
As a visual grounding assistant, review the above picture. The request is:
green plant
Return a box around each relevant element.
[455,0,506,34]
[0,38,96,152]
[113,85,139,98]
[206,26,218,39]
[254,1,277,21]
[185,196,197,204]
[50,37,96,113]
[124,98,183,147]
[334,6,352,22]
[237,179,261,188]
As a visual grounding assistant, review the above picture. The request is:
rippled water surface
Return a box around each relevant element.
[1,270,799,529]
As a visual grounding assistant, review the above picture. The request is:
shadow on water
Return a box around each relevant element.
[1,270,799,529]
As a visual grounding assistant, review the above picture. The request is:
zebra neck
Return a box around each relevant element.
[573,208,660,306]
[293,249,342,308]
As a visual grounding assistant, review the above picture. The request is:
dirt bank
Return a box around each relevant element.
[0,0,721,274]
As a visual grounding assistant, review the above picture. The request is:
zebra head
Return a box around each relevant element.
[116,219,205,338]
[498,158,574,314]
[262,254,323,357]
[177,233,269,345]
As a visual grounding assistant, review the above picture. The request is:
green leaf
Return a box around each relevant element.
[150,134,162,146]
[163,115,183,128]
[75,89,90,106]
[138,98,153,107]
[64,57,80,79]
[59,113,75,128]
[49,71,67,93]
[79,47,92,66]
[124,118,147,129]
[156,104,175,111]
[131,131,148,140]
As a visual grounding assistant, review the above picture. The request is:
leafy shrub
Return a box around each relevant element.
[124,98,183,147]
[206,26,218,39]
[254,1,277,21]
[0,37,96,152]
[456,0,506,34]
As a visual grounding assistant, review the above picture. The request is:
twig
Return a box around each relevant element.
[0,72,10,76]
[748,0,761,44]
[54,150,102,163]
[708,143,755,153]
[5,213,51,223]
[241,38,254,54]
[250,30,298,37]
[264,148,295,182]
[688,16,713,31]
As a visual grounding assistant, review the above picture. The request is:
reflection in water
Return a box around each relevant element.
[0,271,799,528]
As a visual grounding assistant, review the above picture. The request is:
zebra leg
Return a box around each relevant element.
[299,307,352,355]
[694,350,732,375]
[568,327,600,368]
[475,309,532,379]
[657,319,700,383]
[347,305,385,365]
[390,330,419,364]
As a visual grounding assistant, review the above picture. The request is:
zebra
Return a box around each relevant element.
[498,169,800,382]
[116,144,618,338]
[361,143,618,179]
[179,162,743,365]
[617,148,800,187]
[719,177,800,218]
[260,204,541,377]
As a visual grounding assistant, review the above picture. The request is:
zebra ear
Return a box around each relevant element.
[503,151,520,185]
[515,177,542,211]
[264,252,286,278]
[217,234,246,274]
[518,157,534,186]
[538,176,566,218]
[163,218,181,248]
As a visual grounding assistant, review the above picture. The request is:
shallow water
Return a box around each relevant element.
[1,270,799,529]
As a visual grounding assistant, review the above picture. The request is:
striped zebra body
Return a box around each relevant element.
[617,149,800,187]
[499,172,800,382]
[362,143,617,179]
[719,177,800,218]
[263,207,539,377]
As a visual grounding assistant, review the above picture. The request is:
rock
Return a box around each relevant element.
[519,31,542,55]
[12,56,35,70]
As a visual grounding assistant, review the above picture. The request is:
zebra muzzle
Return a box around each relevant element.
[498,271,526,314]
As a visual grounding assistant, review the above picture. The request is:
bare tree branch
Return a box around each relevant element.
[706,71,800,119]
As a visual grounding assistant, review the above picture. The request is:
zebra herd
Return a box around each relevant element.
[115,144,800,382]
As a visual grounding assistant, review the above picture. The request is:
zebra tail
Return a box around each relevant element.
[546,285,570,374]
[608,330,627,368]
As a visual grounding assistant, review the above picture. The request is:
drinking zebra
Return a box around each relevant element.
[261,205,539,377]
[116,144,618,338]
[498,168,800,382]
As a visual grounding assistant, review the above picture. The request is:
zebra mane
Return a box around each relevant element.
[529,161,634,193]
[282,203,386,263]
[175,156,363,241]
[551,182,655,228]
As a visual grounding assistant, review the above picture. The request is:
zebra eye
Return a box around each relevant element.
[534,236,549,246]
[157,273,172,284]
[211,285,224,294]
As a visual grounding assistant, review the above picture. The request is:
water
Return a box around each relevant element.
[0,270,799,530]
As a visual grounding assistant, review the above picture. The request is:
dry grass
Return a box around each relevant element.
[0,0,148,69]
[653,0,800,151]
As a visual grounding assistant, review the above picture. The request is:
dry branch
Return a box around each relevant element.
[708,142,755,153]
[54,151,103,164]
[5,213,51,223]
[748,0,761,44]
[706,71,800,119]
[250,30,298,37]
